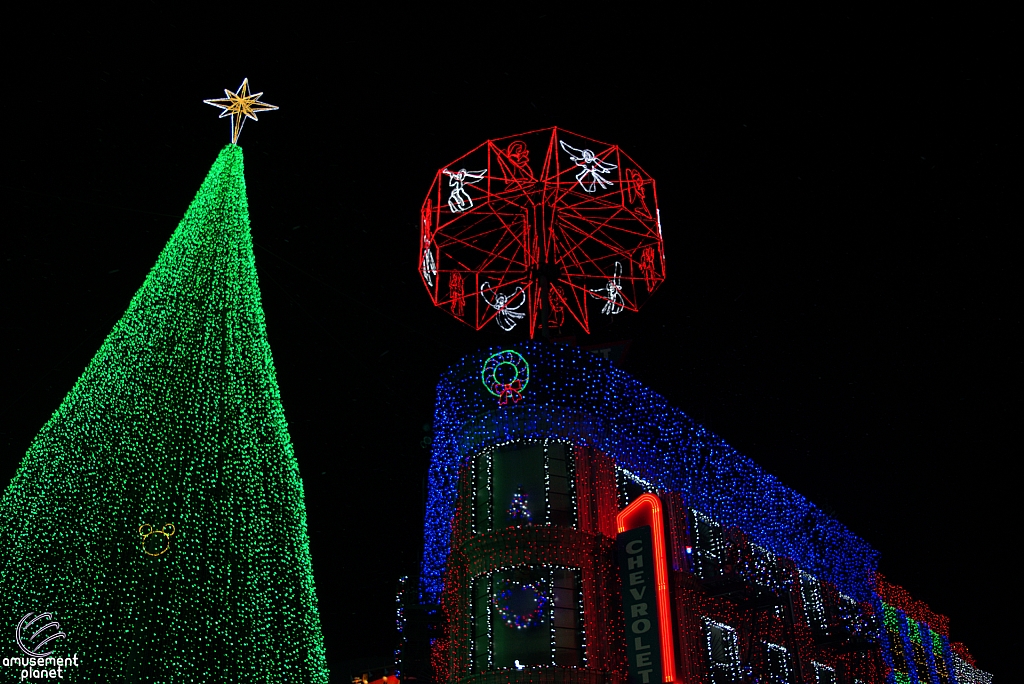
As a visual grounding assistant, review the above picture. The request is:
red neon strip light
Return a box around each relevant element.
[617,493,676,682]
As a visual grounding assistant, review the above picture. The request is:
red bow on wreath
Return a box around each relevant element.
[493,380,523,405]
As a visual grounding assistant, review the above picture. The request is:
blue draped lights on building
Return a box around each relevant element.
[420,341,878,605]
[411,342,992,684]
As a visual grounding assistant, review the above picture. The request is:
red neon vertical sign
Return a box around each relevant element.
[617,493,676,682]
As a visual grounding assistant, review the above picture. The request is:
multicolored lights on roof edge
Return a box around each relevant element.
[420,341,879,605]
[874,574,991,684]
[418,127,665,336]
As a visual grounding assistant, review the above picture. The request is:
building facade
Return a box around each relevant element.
[406,342,990,684]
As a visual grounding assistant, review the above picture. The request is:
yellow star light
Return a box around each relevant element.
[203,78,279,144]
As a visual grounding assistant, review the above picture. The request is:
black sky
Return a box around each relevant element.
[2,9,1014,679]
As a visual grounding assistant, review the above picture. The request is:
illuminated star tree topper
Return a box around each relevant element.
[203,78,279,143]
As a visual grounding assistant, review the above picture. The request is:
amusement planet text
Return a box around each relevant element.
[3,654,79,680]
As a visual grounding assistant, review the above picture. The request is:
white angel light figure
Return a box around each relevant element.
[421,243,437,286]
[443,167,487,213]
[559,140,617,192]
[591,261,625,315]
[481,282,526,331]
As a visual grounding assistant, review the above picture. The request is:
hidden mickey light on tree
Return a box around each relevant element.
[139,523,176,558]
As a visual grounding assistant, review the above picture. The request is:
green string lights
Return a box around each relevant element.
[0,144,328,682]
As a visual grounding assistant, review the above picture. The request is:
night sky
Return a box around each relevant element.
[3,10,1012,679]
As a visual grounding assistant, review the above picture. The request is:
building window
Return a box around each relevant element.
[812,662,837,684]
[616,466,655,508]
[471,566,583,672]
[547,443,574,528]
[703,618,742,684]
[690,509,726,580]
[800,572,827,633]
[472,575,491,671]
[835,593,860,634]
[764,642,792,684]
[472,440,576,534]
[749,544,783,591]
[551,569,582,666]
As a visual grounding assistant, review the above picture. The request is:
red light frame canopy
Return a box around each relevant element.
[419,127,666,336]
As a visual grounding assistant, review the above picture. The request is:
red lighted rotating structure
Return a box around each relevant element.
[418,127,665,336]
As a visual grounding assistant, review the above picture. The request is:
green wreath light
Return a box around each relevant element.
[481,350,530,405]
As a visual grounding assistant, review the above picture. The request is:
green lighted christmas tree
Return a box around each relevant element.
[0,142,329,682]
